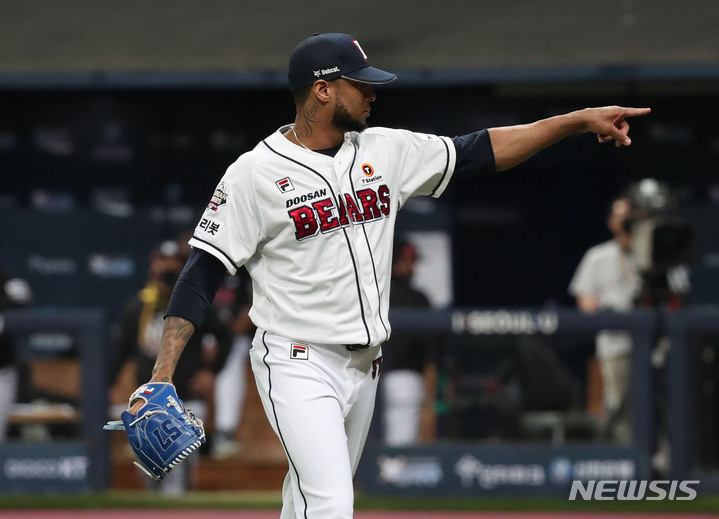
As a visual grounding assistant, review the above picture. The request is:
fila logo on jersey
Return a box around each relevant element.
[287,184,391,241]
[276,177,295,193]
[208,182,228,212]
[291,344,309,360]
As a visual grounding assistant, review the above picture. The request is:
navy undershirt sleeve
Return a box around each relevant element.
[451,129,497,178]
[165,248,228,329]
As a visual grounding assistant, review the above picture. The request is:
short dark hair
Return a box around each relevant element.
[292,85,312,105]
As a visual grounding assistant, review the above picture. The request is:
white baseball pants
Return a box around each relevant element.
[250,330,382,519]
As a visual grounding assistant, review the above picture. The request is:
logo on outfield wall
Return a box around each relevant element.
[549,456,636,484]
[454,454,545,489]
[358,445,650,496]
[378,455,443,488]
[451,310,559,335]
[3,456,89,480]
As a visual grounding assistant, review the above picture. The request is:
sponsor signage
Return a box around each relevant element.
[0,442,91,493]
[452,310,559,335]
[356,444,648,496]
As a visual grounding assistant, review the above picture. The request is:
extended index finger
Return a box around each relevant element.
[621,107,652,118]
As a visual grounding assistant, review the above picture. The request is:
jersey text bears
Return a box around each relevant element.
[287,184,390,240]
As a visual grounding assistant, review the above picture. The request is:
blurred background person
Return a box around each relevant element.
[110,239,232,494]
[569,195,640,444]
[381,238,437,447]
[210,266,254,459]
[0,263,32,443]
[569,181,691,449]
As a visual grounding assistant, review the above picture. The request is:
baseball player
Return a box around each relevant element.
[127,33,650,517]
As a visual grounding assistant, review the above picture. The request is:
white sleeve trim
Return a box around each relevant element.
[431,136,457,198]
[188,237,238,276]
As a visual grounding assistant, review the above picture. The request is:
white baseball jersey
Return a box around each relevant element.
[189,124,456,347]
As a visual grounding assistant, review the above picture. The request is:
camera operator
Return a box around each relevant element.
[569,179,691,449]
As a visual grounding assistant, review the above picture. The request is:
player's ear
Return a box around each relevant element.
[311,80,332,103]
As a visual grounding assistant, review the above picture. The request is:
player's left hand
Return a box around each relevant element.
[104,382,206,480]
[585,106,651,147]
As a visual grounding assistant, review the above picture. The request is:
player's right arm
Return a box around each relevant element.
[488,106,651,171]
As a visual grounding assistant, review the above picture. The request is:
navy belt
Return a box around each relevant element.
[346,343,369,351]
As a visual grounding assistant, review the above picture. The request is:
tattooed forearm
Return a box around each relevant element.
[151,316,196,382]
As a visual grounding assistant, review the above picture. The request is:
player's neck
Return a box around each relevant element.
[287,121,344,151]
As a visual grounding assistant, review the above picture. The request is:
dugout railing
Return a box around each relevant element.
[0,306,716,492]
[389,306,718,487]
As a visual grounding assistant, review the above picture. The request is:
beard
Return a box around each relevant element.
[331,96,367,133]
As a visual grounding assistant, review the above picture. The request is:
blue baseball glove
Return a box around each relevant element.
[104,382,206,480]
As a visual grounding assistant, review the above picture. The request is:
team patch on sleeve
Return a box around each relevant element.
[196,216,224,237]
[207,182,228,212]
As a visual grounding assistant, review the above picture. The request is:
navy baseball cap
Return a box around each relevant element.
[288,33,397,91]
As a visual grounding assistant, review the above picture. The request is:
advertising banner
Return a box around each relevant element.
[0,441,91,493]
[356,443,649,496]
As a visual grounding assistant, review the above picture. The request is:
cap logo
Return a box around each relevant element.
[314,66,340,78]
[352,39,368,61]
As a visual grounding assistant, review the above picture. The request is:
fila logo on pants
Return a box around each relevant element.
[287,184,391,241]
[291,344,309,360]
